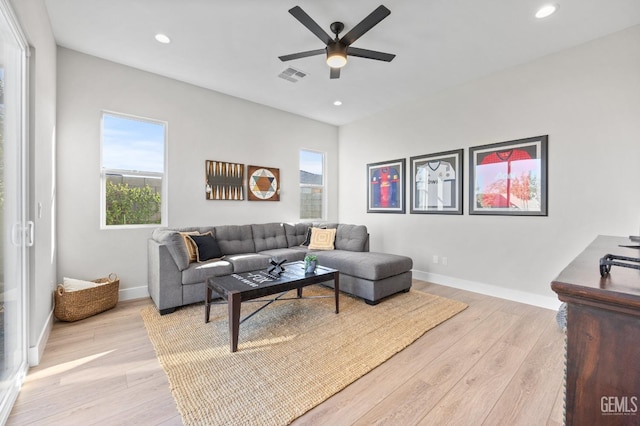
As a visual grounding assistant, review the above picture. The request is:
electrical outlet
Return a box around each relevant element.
[442,257,448,266]
[432,255,438,264]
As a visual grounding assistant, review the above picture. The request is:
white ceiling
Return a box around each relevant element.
[43,0,640,126]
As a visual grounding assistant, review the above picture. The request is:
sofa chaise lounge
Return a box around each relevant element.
[148,222,413,314]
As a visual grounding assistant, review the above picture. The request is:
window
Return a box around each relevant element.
[299,150,324,219]
[101,112,166,228]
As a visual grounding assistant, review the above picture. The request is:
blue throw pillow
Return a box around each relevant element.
[188,234,223,262]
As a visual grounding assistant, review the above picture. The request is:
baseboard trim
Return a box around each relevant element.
[120,285,149,301]
[412,270,562,311]
[28,309,53,366]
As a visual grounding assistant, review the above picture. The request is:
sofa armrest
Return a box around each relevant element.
[148,239,183,312]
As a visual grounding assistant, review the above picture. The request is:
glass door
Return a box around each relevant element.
[0,1,29,423]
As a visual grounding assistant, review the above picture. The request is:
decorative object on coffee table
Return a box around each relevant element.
[247,165,280,201]
[304,254,317,274]
[268,258,287,277]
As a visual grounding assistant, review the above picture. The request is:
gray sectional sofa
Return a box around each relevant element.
[148,222,413,314]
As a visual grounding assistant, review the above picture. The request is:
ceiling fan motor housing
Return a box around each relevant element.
[326,41,347,58]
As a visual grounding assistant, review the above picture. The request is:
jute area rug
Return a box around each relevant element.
[141,286,467,425]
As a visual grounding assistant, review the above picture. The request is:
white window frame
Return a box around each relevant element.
[299,149,325,220]
[100,111,168,229]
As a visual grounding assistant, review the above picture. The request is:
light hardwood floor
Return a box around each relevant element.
[8,280,565,425]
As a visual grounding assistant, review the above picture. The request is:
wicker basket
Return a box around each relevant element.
[54,273,119,322]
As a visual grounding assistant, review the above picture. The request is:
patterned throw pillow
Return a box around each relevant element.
[308,227,336,250]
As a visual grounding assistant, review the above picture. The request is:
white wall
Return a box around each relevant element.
[338,25,640,307]
[56,48,338,296]
[12,0,57,365]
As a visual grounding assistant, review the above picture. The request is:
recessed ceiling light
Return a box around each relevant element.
[155,33,171,44]
[333,100,343,106]
[535,4,558,19]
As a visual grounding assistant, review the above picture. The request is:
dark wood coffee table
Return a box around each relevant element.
[205,261,339,352]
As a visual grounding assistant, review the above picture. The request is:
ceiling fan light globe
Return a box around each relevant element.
[326,42,348,68]
[327,54,347,68]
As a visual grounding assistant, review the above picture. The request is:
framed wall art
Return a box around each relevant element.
[469,135,548,216]
[410,149,463,215]
[247,165,280,201]
[367,159,406,213]
[205,160,244,200]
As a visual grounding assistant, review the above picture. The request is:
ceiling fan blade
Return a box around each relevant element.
[330,67,340,79]
[279,48,326,62]
[288,6,333,45]
[340,5,391,46]
[347,47,395,62]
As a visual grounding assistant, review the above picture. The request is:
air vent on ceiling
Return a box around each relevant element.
[278,67,307,83]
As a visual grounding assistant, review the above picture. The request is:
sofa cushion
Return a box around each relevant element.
[182,259,233,285]
[313,251,413,281]
[224,253,272,273]
[258,247,307,263]
[164,226,216,237]
[308,227,336,250]
[335,224,368,252]
[283,223,311,247]
[252,223,288,252]
[313,222,338,229]
[188,234,223,262]
[214,225,255,255]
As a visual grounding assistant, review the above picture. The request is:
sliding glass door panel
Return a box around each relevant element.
[0,1,29,423]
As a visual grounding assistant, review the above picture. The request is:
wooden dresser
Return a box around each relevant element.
[551,235,640,425]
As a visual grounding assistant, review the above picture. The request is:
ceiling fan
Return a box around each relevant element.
[278,5,396,79]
